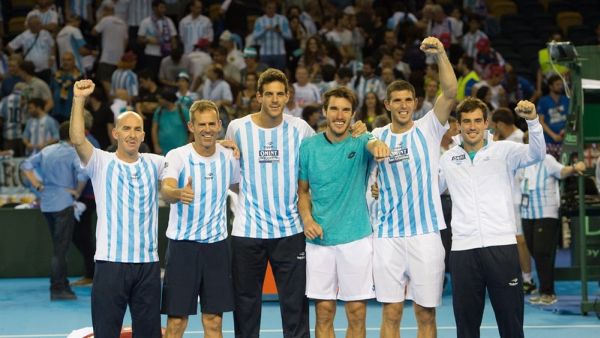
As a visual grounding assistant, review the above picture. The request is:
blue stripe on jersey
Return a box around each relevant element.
[207,160,218,240]
[123,165,135,262]
[138,159,150,262]
[175,169,185,238]
[378,130,392,237]
[291,126,302,233]
[106,161,116,260]
[415,128,439,232]
[148,159,158,256]
[388,134,405,235]
[410,132,428,234]
[401,134,417,235]
[271,128,285,236]
[258,129,274,238]
[218,152,228,238]
[537,165,546,217]
[115,164,126,260]
[184,156,198,239]
[282,122,293,235]
[244,122,260,237]
[534,164,543,218]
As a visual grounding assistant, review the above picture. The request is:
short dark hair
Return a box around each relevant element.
[456,97,489,122]
[59,122,70,141]
[257,68,289,94]
[27,98,46,109]
[491,107,515,125]
[138,69,156,82]
[323,86,358,112]
[460,55,474,70]
[547,74,562,87]
[337,67,353,79]
[152,0,165,8]
[386,80,416,101]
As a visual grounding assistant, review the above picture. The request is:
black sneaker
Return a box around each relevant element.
[522,280,538,295]
[51,289,77,301]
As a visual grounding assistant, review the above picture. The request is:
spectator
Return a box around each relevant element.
[23,98,59,155]
[152,88,189,155]
[235,72,258,114]
[287,5,317,36]
[86,87,115,150]
[0,83,27,156]
[298,36,336,83]
[472,64,507,109]
[200,64,233,110]
[65,0,94,28]
[174,72,197,112]
[423,76,440,107]
[51,52,82,122]
[356,91,385,130]
[293,66,321,108]
[8,15,55,84]
[328,66,353,90]
[187,38,213,87]
[326,12,353,49]
[462,14,488,58]
[158,44,191,88]
[17,60,53,114]
[352,57,386,108]
[137,0,178,72]
[136,69,160,150]
[392,46,411,80]
[1,56,24,98]
[211,45,242,88]
[536,32,569,95]
[380,67,396,88]
[284,85,303,118]
[240,47,267,85]
[502,63,538,110]
[386,3,418,31]
[490,107,524,142]
[537,74,569,159]
[456,55,480,102]
[21,121,87,301]
[302,104,321,131]
[126,0,153,54]
[110,52,139,101]
[56,15,89,75]
[253,0,292,69]
[286,15,308,68]
[219,30,246,71]
[96,0,128,22]
[474,38,505,79]
[92,3,128,92]
[26,0,59,34]
[179,0,214,54]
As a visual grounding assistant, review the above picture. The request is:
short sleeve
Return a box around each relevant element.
[82,147,106,178]
[415,109,449,142]
[163,149,183,181]
[298,139,309,182]
[230,157,240,185]
[545,155,564,178]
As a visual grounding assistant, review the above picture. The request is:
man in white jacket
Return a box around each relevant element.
[439,97,545,338]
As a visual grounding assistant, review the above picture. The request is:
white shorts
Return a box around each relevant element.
[306,236,375,301]
[373,232,445,307]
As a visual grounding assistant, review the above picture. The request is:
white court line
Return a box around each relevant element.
[2,325,600,337]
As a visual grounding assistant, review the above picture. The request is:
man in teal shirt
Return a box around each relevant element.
[152,88,190,155]
[298,86,390,338]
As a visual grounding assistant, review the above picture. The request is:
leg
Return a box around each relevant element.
[232,236,268,338]
[450,249,486,338]
[72,198,96,280]
[129,262,162,338]
[345,301,367,338]
[268,233,310,338]
[413,304,436,338]
[315,300,336,338]
[533,218,560,295]
[202,313,224,338]
[44,207,76,294]
[483,245,524,338]
[380,303,403,338]
[92,262,128,338]
[165,316,189,338]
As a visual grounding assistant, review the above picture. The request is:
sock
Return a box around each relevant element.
[522,272,533,283]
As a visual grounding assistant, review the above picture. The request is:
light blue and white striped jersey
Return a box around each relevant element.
[225,114,315,238]
[179,14,214,54]
[111,69,139,97]
[0,90,24,140]
[371,110,448,237]
[56,25,86,73]
[8,30,54,72]
[84,148,166,263]
[23,115,59,153]
[127,0,152,26]
[69,0,92,21]
[253,14,292,56]
[520,154,563,219]
[164,144,240,242]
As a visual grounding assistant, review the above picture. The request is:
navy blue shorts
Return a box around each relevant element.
[161,239,234,316]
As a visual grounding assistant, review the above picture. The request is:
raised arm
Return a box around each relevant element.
[421,36,458,125]
[69,80,95,165]
[509,100,547,169]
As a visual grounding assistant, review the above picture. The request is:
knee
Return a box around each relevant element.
[345,302,366,325]
[316,301,336,325]
[166,316,188,335]
[202,313,223,334]
[415,307,436,327]
[382,304,403,326]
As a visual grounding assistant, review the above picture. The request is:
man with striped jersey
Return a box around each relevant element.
[70,79,165,338]
[179,0,214,54]
[23,98,60,155]
[252,1,292,70]
[370,36,457,338]
[160,100,239,338]
[0,82,26,156]
[225,68,312,337]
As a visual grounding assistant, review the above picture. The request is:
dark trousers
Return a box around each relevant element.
[522,218,560,295]
[92,261,162,338]
[440,194,453,271]
[43,206,75,292]
[450,245,524,338]
[73,198,96,279]
[231,233,309,338]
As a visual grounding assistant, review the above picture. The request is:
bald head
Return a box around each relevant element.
[116,111,144,129]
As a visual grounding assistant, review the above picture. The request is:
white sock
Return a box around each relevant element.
[522,272,533,283]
